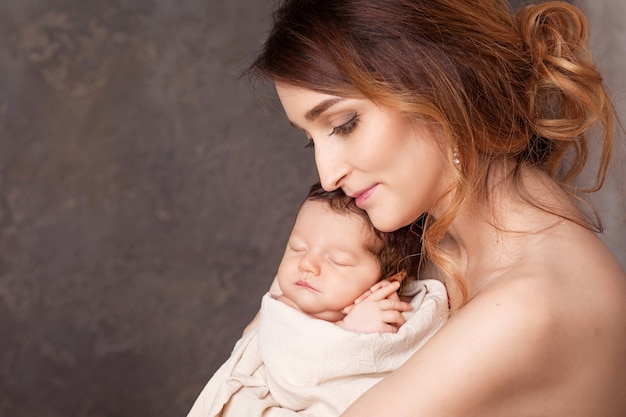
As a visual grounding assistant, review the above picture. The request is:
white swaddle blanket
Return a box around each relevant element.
[187,279,448,417]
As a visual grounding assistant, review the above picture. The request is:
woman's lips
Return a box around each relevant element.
[353,185,376,208]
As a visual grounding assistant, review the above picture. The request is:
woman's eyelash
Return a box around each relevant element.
[329,114,359,137]
[300,114,359,148]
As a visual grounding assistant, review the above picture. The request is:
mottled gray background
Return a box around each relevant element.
[0,1,623,416]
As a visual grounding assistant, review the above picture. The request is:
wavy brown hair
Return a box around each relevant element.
[248,0,619,303]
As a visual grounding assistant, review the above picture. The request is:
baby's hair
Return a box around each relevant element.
[304,182,423,282]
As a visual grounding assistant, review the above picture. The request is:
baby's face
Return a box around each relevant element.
[276,200,382,321]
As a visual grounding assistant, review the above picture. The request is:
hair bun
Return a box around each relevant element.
[518,2,590,61]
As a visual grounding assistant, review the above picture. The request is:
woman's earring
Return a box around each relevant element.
[452,147,461,166]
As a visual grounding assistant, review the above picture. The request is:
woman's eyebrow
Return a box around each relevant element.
[305,98,345,121]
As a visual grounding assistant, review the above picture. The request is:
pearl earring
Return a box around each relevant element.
[453,147,460,166]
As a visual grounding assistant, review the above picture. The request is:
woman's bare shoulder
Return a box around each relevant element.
[429,264,626,415]
[446,274,571,373]
[341,266,626,417]
[467,252,626,361]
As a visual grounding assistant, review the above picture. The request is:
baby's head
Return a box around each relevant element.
[275,182,422,321]
[305,183,422,281]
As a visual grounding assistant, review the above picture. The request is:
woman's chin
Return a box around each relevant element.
[369,213,415,233]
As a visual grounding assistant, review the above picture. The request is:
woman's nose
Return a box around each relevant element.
[315,144,349,191]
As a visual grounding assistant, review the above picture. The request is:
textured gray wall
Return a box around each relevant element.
[0,1,622,416]
[574,0,626,265]
[0,1,317,416]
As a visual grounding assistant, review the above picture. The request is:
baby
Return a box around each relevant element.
[187,183,448,417]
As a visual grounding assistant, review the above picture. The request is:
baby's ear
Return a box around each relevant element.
[386,270,407,283]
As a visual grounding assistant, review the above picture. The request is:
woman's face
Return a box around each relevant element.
[276,199,382,321]
[276,83,453,232]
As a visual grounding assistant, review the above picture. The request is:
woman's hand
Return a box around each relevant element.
[338,280,412,333]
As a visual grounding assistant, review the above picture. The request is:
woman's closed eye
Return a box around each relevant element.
[299,113,359,148]
[329,114,359,137]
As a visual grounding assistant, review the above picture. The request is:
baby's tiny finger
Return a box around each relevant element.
[383,310,406,327]
[381,323,399,334]
[369,281,400,301]
[354,290,372,304]
[381,299,412,311]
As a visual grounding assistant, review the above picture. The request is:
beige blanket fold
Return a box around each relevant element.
[187,279,448,417]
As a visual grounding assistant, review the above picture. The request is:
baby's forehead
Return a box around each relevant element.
[297,199,382,241]
[300,199,370,225]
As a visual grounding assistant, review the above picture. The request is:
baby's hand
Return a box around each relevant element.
[338,281,412,333]
[343,271,406,314]
[352,280,400,306]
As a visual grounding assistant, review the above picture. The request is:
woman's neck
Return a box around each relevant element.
[438,164,585,303]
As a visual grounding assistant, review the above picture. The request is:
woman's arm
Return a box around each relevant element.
[339,277,565,416]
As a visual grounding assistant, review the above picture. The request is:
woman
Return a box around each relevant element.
[247,0,626,416]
